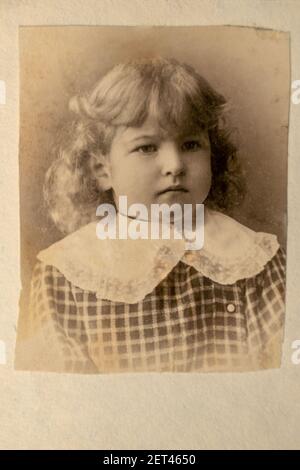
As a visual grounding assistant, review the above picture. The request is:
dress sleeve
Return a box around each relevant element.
[15,260,98,374]
[244,246,286,368]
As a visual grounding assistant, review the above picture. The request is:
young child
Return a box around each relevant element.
[15,57,286,374]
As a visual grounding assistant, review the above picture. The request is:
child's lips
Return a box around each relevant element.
[157,186,189,195]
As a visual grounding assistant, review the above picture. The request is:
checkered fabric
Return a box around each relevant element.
[17,247,286,374]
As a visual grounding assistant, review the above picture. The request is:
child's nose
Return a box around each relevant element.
[159,142,185,177]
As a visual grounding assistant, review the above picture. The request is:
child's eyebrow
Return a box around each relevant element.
[124,129,207,144]
[128,134,162,143]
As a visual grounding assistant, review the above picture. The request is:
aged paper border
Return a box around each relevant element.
[0,0,299,450]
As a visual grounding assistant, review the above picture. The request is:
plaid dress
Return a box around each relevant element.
[15,246,286,374]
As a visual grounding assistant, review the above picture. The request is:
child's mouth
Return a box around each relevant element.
[157,186,189,195]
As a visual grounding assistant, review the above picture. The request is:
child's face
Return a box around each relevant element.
[106,116,211,215]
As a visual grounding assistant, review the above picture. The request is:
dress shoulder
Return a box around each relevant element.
[243,246,286,368]
[14,259,98,374]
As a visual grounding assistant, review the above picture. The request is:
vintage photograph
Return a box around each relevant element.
[14,26,289,374]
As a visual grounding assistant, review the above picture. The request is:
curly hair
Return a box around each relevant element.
[44,57,245,234]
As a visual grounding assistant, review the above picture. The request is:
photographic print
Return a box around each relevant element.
[14,25,289,374]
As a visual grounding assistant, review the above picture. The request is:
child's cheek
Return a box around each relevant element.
[195,159,212,198]
[190,151,211,176]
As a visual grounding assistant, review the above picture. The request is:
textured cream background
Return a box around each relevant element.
[0,0,300,450]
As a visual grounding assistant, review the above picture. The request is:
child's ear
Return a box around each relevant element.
[90,153,112,191]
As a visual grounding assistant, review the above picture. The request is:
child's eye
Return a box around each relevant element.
[181,140,202,152]
[134,144,158,155]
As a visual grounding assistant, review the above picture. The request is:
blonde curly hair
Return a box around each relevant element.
[44,57,244,234]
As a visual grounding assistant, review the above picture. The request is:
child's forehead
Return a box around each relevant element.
[120,115,205,141]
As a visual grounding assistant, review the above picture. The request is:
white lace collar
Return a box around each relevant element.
[37,209,279,303]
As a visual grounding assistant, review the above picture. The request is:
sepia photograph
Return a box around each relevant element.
[14,25,289,374]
